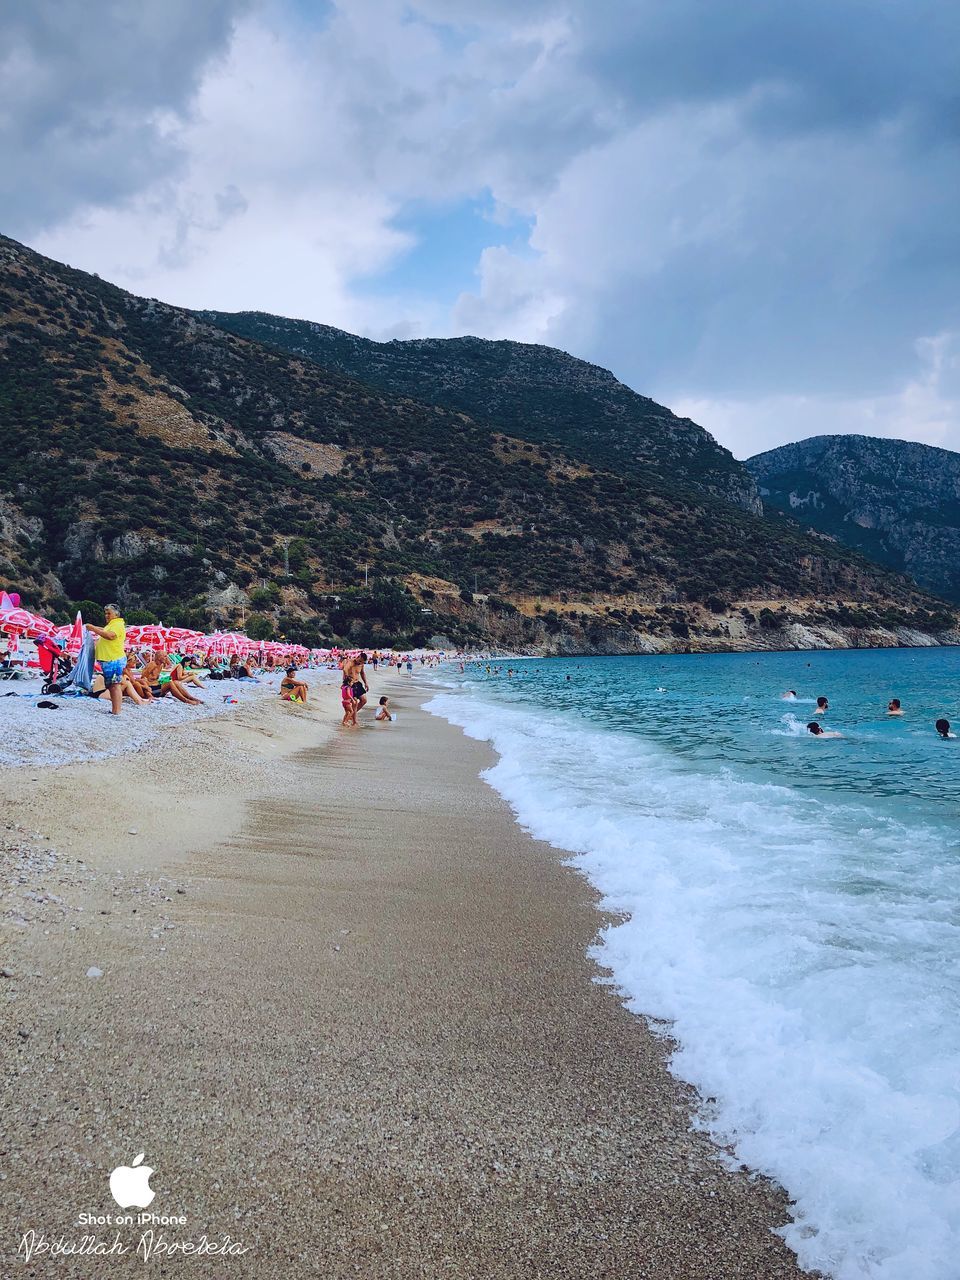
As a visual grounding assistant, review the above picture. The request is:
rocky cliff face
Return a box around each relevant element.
[746,435,960,602]
[201,311,762,514]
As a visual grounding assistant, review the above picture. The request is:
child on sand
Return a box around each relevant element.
[341,680,357,727]
[375,695,393,723]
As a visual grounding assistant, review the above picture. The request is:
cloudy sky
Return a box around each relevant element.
[3,0,959,458]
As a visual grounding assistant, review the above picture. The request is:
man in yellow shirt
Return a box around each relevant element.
[87,603,127,715]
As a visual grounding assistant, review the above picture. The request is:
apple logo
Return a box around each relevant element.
[109,1153,155,1209]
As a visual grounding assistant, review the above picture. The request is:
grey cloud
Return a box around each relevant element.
[0,0,250,231]
[9,0,960,456]
[439,0,960,433]
[570,1,960,140]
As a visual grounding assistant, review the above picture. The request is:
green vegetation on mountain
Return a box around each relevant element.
[201,310,761,512]
[747,436,960,603]
[0,234,954,652]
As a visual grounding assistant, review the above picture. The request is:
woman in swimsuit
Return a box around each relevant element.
[142,654,203,705]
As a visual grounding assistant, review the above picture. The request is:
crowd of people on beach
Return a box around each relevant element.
[0,596,456,729]
[76,606,281,715]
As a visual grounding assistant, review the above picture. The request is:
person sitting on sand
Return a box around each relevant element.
[887,699,903,716]
[162,653,206,690]
[89,666,149,707]
[280,666,309,703]
[340,678,357,727]
[124,654,155,702]
[141,654,203,705]
[815,696,829,715]
[808,722,842,739]
[936,719,956,739]
[375,695,393,723]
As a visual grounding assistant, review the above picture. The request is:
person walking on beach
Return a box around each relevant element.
[86,603,126,716]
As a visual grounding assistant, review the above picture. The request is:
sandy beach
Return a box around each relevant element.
[1,674,811,1278]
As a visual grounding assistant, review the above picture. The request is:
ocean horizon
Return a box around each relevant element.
[427,647,960,1280]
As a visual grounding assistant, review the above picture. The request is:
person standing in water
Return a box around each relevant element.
[342,651,369,712]
[887,699,903,716]
[340,678,358,727]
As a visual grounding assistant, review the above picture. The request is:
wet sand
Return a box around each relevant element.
[1,678,812,1278]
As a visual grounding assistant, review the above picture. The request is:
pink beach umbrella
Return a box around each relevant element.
[53,612,85,655]
[165,627,204,652]
[204,631,251,656]
[126,623,170,650]
[0,607,56,639]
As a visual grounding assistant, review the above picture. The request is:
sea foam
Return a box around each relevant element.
[426,691,960,1280]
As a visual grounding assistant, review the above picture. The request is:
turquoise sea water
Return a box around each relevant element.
[426,647,960,1280]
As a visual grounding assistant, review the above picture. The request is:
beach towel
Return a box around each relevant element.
[59,633,96,693]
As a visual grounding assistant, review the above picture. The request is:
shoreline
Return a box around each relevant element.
[2,675,811,1278]
[506,635,960,658]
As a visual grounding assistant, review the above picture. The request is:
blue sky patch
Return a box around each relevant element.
[356,193,535,305]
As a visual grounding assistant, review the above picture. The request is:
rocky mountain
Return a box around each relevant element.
[0,233,955,653]
[200,310,762,514]
[747,435,960,603]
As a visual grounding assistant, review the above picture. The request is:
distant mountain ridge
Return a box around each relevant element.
[746,435,960,602]
[200,310,762,513]
[0,232,955,654]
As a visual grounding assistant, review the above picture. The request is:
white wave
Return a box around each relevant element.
[425,690,960,1280]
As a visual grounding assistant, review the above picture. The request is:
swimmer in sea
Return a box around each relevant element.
[815,696,829,716]
[782,690,798,701]
[887,698,903,716]
[936,719,956,739]
[808,722,842,739]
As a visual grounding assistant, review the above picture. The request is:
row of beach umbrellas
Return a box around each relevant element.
[0,592,353,664]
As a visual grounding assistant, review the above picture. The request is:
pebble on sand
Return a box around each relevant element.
[86,966,103,978]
